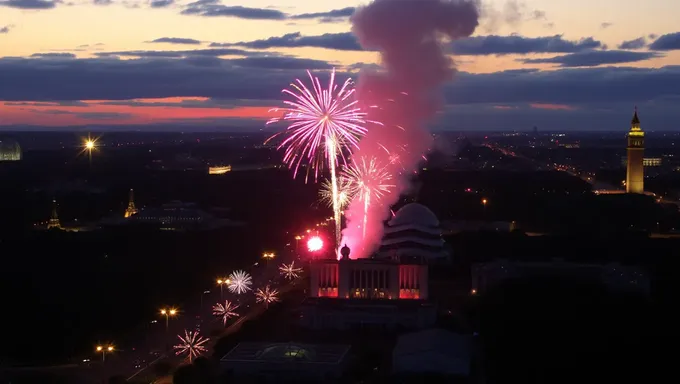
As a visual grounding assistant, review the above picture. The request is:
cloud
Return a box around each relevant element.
[181,2,354,22]
[618,37,647,50]
[0,55,678,109]
[601,22,613,29]
[93,0,111,5]
[479,0,548,33]
[649,32,680,51]
[214,32,364,51]
[215,32,603,56]
[0,0,57,9]
[520,50,662,67]
[74,112,134,120]
[95,48,254,58]
[0,25,11,34]
[30,52,76,59]
[150,0,172,7]
[149,37,202,45]
[452,35,601,55]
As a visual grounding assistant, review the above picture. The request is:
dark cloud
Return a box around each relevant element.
[30,52,76,59]
[149,37,202,45]
[649,32,680,51]
[0,25,10,34]
[181,2,354,22]
[521,50,662,67]
[95,98,275,108]
[93,0,111,5]
[150,0,172,7]
[601,22,613,29]
[75,112,134,120]
[0,56,678,110]
[618,37,647,50]
[214,32,603,56]
[0,0,57,9]
[181,2,287,19]
[95,48,254,58]
[452,35,601,55]
[215,32,364,51]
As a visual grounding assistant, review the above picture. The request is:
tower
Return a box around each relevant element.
[124,189,139,218]
[626,107,644,194]
[47,200,61,229]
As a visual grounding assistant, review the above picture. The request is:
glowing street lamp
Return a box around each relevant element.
[160,307,178,331]
[96,344,114,362]
[262,251,276,266]
[216,278,230,299]
[294,235,303,253]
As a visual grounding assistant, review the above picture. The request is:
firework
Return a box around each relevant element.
[342,157,395,239]
[279,261,303,280]
[212,300,240,326]
[307,236,324,252]
[255,285,280,307]
[266,69,369,245]
[174,330,209,363]
[319,177,353,209]
[227,270,252,294]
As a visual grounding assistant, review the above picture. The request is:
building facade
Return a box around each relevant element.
[626,108,644,194]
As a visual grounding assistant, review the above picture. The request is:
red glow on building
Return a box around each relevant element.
[398,265,421,299]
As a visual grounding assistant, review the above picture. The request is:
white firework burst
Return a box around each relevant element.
[174,330,209,363]
[255,285,280,307]
[212,300,240,326]
[319,177,353,209]
[279,261,303,280]
[227,270,252,294]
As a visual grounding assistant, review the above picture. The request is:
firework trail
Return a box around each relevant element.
[174,330,209,363]
[337,0,479,258]
[227,270,252,294]
[212,300,240,326]
[266,69,369,246]
[341,156,395,240]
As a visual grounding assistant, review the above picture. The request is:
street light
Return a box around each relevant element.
[96,344,114,362]
[216,278,230,299]
[262,251,276,266]
[160,307,178,331]
[294,235,302,253]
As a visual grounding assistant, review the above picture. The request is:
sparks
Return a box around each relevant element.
[227,270,252,294]
[279,261,303,280]
[307,236,324,252]
[319,177,353,209]
[174,330,209,363]
[255,285,280,307]
[266,69,370,245]
[341,157,395,239]
[212,300,240,326]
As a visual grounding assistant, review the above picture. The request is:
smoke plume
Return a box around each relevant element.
[340,0,479,258]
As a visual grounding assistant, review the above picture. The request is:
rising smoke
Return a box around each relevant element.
[340,0,480,258]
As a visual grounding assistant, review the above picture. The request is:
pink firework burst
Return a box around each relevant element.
[279,261,303,280]
[212,300,240,326]
[174,330,209,363]
[255,285,280,308]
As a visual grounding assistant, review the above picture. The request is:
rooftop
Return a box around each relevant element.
[221,342,349,365]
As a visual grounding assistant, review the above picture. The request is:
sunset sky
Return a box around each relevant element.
[1,0,679,130]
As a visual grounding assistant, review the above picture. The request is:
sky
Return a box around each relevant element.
[1,0,679,131]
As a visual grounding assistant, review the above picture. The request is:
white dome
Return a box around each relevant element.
[389,203,439,227]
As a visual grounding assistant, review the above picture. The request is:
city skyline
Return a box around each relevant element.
[1,0,679,130]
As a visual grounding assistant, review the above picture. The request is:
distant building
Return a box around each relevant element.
[471,259,650,295]
[208,165,232,174]
[301,244,436,330]
[392,329,472,378]
[220,342,350,382]
[124,189,139,218]
[621,157,662,167]
[626,108,644,194]
[377,203,448,263]
[0,138,22,161]
[47,200,61,230]
[128,201,243,231]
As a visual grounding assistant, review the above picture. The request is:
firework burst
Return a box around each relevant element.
[279,261,303,280]
[266,69,370,245]
[255,285,280,307]
[342,156,395,239]
[212,300,240,326]
[319,177,353,210]
[227,270,252,294]
[174,330,209,363]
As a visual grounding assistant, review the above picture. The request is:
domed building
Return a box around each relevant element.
[377,203,448,262]
[0,139,22,161]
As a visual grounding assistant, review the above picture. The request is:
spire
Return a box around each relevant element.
[48,199,61,229]
[124,188,139,218]
[631,106,640,126]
